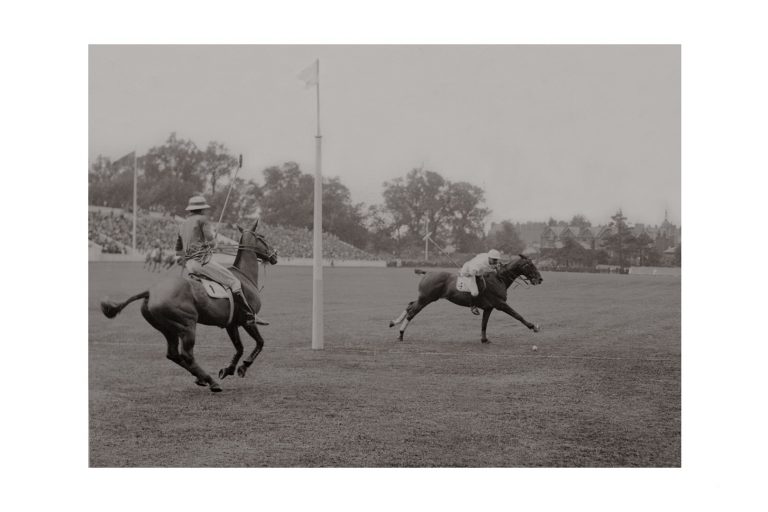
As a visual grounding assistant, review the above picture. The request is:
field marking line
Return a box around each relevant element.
[90,341,678,362]
[303,348,680,363]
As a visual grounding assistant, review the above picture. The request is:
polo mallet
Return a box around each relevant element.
[213,154,242,247]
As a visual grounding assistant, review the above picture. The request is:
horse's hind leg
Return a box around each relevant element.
[397,298,433,341]
[389,304,410,328]
[481,308,493,343]
[236,324,265,378]
[178,327,221,392]
[219,325,244,380]
[140,301,204,384]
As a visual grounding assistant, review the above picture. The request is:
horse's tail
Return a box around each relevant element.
[100,291,149,319]
[413,269,428,275]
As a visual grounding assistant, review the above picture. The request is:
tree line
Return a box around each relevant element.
[89,133,496,255]
[89,133,680,266]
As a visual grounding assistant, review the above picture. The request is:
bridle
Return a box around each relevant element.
[218,230,277,262]
[498,257,538,288]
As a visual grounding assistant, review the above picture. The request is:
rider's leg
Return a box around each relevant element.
[198,260,268,326]
[231,286,268,326]
[469,276,480,315]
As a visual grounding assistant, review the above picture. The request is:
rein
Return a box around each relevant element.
[216,243,274,260]
[220,233,276,292]
[498,259,534,289]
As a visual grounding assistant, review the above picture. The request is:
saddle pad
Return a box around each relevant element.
[200,279,230,299]
[189,274,235,325]
[456,275,474,292]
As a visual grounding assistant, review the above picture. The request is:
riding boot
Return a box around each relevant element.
[233,290,269,326]
[470,296,480,315]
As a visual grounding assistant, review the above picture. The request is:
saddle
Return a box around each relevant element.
[188,273,235,325]
[456,275,474,292]
[456,274,487,293]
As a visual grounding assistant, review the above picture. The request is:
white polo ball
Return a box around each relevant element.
[532,345,538,352]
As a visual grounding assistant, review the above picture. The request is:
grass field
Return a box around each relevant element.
[89,262,680,467]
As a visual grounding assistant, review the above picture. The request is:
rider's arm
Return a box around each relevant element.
[200,219,216,245]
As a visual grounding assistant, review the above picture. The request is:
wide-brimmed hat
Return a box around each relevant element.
[488,249,501,260]
[185,195,211,211]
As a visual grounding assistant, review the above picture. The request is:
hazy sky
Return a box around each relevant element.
[90,45,680,226]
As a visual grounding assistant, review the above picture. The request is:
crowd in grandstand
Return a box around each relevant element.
[89,210,180,253]
[89,207,379,260]
[219,224,378,260]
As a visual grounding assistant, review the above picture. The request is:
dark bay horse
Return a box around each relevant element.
[100,220,278,392]
[389,254,543,343]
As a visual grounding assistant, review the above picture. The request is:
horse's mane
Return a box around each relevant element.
[233,231,248,268]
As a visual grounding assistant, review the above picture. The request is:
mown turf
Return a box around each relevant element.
[89,263,680,467]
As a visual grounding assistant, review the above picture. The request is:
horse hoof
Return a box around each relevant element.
[532,324,540,333]
[389,321,395,328]
[481,339,490,344]
[218,368,232,380]
[210,383,222,393]
[236,366,247,378]
[194,378,207,387]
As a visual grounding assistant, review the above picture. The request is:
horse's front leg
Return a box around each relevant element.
[495,302,540,333]
[219,325,243,379]
[481,308,493,343]
[237,324,265,377]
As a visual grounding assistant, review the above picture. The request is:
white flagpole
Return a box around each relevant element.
[132,150,137,254]
[312,59,324,350]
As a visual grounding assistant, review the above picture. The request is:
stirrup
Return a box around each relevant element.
[251,314,269,326]
[470,305,480,315]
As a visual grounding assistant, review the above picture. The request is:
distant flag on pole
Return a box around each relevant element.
[112,151,136,170]
[297,59,319,88]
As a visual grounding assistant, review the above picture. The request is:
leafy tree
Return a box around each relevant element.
[89,134,262,224]
[258,162,314,228]
[142,133,204,188]
[382,168,490,253]
[382,167,451,244]
[207,177,262,225]
[323,177,369,248]
[603,209,638,267]
[635,232,659,266]
[487,220,525,255]
[444,181,490,252]
[365,205,398,255]
[547,217,568,227]
[200,142,238,197]
[257,162,369,247]
[570,214,591,228]
[140,133,205,213]
[89,155,132,207]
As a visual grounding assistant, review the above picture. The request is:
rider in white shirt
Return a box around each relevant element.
[460,249,501,315]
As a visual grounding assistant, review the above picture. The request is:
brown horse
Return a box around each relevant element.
[100,220,278,392]
[389,254,543,343]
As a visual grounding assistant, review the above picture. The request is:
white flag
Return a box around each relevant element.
[297,59,319,88]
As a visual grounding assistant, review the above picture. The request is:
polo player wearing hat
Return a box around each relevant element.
[175,195,268,326]
[460,249,502,315]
